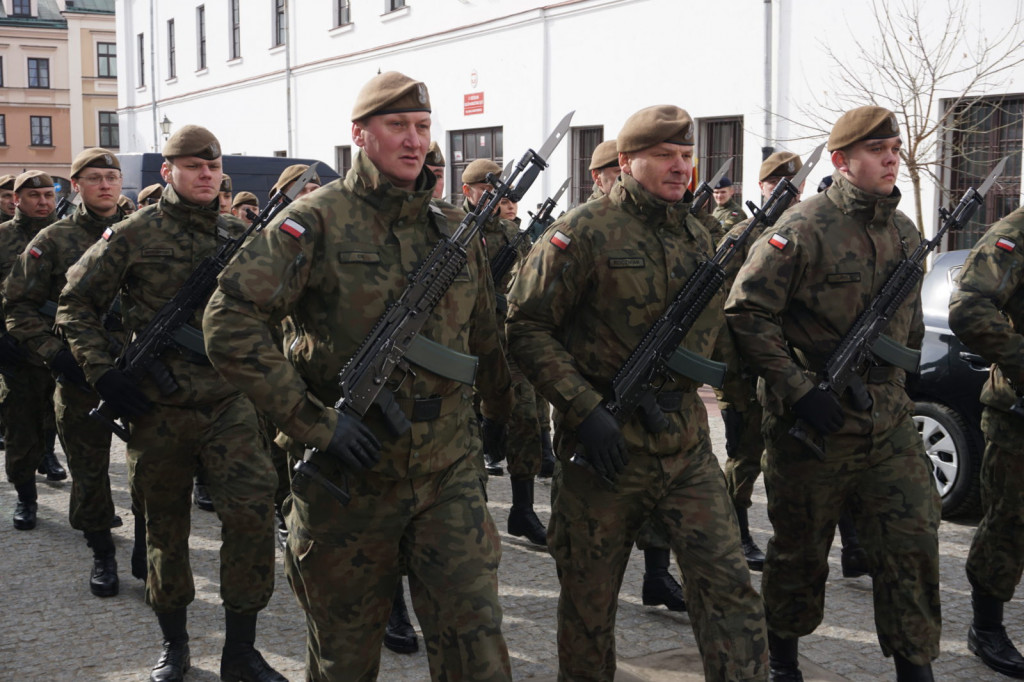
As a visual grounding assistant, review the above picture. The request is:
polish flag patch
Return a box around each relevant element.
[550,230,571,250]
[28,246,43,259]
[768,233,789,250]
[280,218,307,240]
[102,227,114,241]
[996,237,1016,253]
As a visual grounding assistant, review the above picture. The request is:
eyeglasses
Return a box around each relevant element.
[77,173,123,186]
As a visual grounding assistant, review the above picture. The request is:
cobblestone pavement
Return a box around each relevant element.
[0,389,1011,681]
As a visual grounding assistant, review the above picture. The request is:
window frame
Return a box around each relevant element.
[167,19,176,79]
[697,115,744,205]
[569,126,603,207]
[27,57,50,89]
[197,5,207,71]
[30,115,52,146]
[273,0,286,47]
[11,0,31,17]
[336,0,351,26]
[229,0,241,60]
[97,41,117,79]
[137,33,146,87]
[387,0,406,11]
[99,111,119,149]
[0,114,6,146]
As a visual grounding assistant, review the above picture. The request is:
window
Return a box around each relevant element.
[0,115,6,146]
[698,116,744,205]
[99,111,119,148]
[27,58,49,89]
[0,57,4,87]
[944,96,1024,250]
[197,6,207,70]
[336,0,351,26]
[273,0,286,47]
[273,150,287,157]
[97,42,116,78]
[167,20,176,78]
[387,0,406,10]
[11,0,31,17]
[335,145,352,177]
[137,33,145,87]
[448,127,503,206]
[229,0,241,59]
[30,116,52,146]
[569,126,603,207]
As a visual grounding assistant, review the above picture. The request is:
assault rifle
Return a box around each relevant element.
[689,158,733,216]
[292,111,575,505]
[790,155,1009,457]
[55,192,80,220]
[90,163,321,441]
[571,144,824,482]
[490,177,570,283]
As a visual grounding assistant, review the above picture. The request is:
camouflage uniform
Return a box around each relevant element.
[56,186,278,615]
[203,151,514,681]
[713,196,747,235]
[0,207,57,486]
[949,207,1024,602]
[5,202,125,531]
[507,172,768,682]
[725,171,941,664]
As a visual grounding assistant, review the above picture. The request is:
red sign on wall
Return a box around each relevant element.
[464,92,484,116]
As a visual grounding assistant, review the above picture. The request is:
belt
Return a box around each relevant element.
[395,391,466,422]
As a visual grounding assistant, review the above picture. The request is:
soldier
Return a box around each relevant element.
[462,158,548,547]
[272,163,321,199]
[57,126,284,682]
[725,106,941,681]
[5,149,127,596]
[712,176,747,233]
[202,71,515,681]
[425,140,450,204]
[588,139,620,200]
[507,104,768,681]
[2,171,62,531]
[230,191,259,224]
[137,183,163,207]
[117,194,137,215]
[948,208,1024,678]
[0,174,16,219]
[218,173,233,214]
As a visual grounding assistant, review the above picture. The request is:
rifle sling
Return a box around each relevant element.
[405,335,478,386]
[666,346,727,389]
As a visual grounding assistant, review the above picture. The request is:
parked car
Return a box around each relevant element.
[906,249,990,518]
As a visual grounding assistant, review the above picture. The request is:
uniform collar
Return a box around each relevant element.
[611,172,694,233]
[345,150,435,227]
[72,202,125,237]
[827,171,903,223]
[12,207,56,234]
[157,184,222,235]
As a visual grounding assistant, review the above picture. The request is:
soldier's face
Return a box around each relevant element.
[161,157,223,206]
[231,204,256,224]
[591,166,620,194]
[463,182,490,207]
[353,112,431,191]
[620,143,694,203]
[15,187,56,218]
[0,189,15,217]
[712,185,735,206]
[499,199,517,221]
[427,165,444,199]
[219,191,232,214]
[296,182,321,198]
[71,168,123,218]
[759,177,804,205]
[833,137,902,197]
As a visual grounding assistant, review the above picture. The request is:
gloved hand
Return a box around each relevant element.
[576,406,629,479]
[0,334,25,367]
[51,348,88,388]
[792,387,845,434]
[480,416,507,462]
[95,369,153,419]
[323,409,382,472]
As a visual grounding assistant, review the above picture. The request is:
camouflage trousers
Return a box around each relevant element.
[127,393,277,614]
[550,436,767,682]
[761,411,941,664]
[284,453,511,682]
[506,374,542,478]
[965,407,1024,602]
[1,364,55,485]
[55,382,114,532]
[722,403,764,510]
[257,410,291,509]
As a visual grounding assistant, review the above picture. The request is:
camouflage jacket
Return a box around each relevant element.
[713,197,747,233]
[203,151,513,479]
[5,203,124,365]
[56,185,246,406]
[725,172,924,436]
[506,172,726,455]
[0,207,57,348]
[461,197,526,296]
[949,206,1024,414]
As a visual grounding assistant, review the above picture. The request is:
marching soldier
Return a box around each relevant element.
[0,174,16,219]
[202,71,515,681]
[712,176,747,233]
[949,207,1024,678]
[725,106,941,681]
[588,139,620,201]
[218,173,233,214]
[272,163,321,199]
[425,141,452,205]
[230,191,259,225]
[117,194,137,215]
[507,104,768,681]
[57,126,284,682]
[137,183,163,207]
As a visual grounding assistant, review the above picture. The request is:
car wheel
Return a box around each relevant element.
[913,401,981,518]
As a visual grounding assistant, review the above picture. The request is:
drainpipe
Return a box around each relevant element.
[150,0,158,151]
[285,0,293,155]
[762,0,773,160]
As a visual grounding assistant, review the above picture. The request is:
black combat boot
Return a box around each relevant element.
[37,429,66,481]
[151,609,190,682]
[768,631,803,682]
[220,610,287,682]
[84,529,119,597]
[538,430,556,478]
[193,475,214,512]
[508,476,547,546]
[838,509,869,578]
[735,505,765,571]
[893,652,934,681]
[13,479,38,530]
[968,591,1024,678]
[641,548,686,612]
[384,582,419,654]
[131,505,147,580]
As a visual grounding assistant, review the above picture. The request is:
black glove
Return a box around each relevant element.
[792,387,845,434]
[480,416,507,462]
[51,348,88,388]
[95,369,153,420]
[0,334,24,367]
[323,409,382,472]
[576,406,629,479]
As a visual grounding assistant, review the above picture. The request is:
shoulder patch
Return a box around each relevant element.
[29,245,43,259]
[550,230,571,250]
[996,237,1016,253]
[280,218,307,240]
[768,233,789,250]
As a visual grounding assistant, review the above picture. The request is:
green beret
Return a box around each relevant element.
[220,174,232,193]
[759,151,802,182]
[425,141,445,167]
[231,191,259,209]
[828,106,899,152]
[351,71,431,121]
[162,124,222,160]
[14,170,54,193]
[461,159,502,185]
[272,164,321,195]
[0,174,14,191]
[137,183,164,205]
[117,194,136,211]
[617,105,695,154]
[589,140,620,171]
[71,148,120,178]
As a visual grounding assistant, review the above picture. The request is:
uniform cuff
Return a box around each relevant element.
[564,389,605,429]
